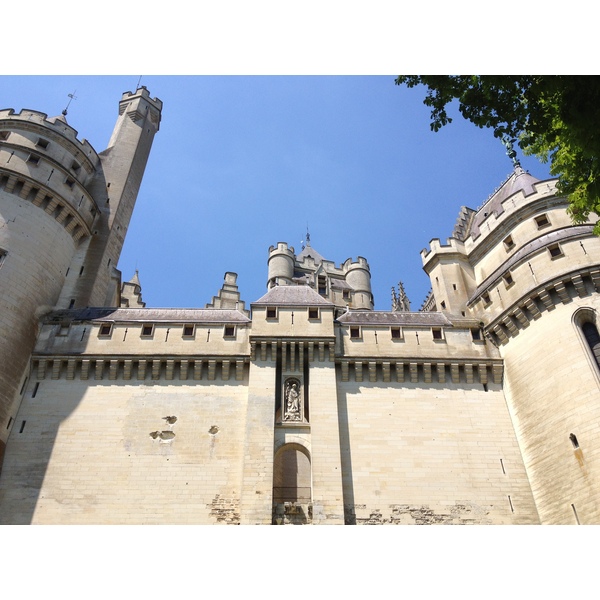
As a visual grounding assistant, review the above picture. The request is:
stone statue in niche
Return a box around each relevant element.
[284,378,302,421]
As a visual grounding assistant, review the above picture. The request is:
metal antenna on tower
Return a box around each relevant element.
[62,91,77,116]
[137,76,143,89]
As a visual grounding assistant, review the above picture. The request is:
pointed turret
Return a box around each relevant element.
[120,270,145,308]
[391,281,410,311]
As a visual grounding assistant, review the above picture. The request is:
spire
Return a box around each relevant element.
[120,270,145,308]
[301,226,311,251]
[129,269,141,288]
[391,281,411,312]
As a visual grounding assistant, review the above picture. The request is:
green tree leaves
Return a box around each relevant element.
[396,76,600,232]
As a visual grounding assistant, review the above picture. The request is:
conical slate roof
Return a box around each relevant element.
[128,270,141,287]
[469,166,542,240]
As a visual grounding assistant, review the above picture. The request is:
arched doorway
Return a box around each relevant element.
[272,444,312,524]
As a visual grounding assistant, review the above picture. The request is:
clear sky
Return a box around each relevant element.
[1,75,553,311]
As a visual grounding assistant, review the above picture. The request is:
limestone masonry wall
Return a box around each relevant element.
[337,375,539,524]
[0,377,248,524]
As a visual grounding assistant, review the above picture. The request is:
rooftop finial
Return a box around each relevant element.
[62,90,77,117]
[502,136,521,170]
[299,226,312,252]
[392,281,411,312]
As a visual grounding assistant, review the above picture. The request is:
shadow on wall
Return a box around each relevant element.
[0,379,85,524]
[336,388,356,524]
[0,366,248,525]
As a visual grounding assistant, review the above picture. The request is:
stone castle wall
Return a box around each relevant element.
[337,376,539,524]
[0,375,248,524]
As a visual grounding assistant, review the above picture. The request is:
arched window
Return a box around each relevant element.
[573,308,600,377]
[581,321,600,370]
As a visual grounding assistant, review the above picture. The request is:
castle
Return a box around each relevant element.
[1,86,599,525]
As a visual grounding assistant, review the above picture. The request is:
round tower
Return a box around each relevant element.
[463,167,600,523]
[344,257,373,309]
[0,108,103,467]
[267,242,295,288]
[0,88,162,471]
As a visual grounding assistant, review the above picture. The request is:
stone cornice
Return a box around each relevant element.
[337,357,503,384]
[32,355,249,382]
[483,266,600,346]
[468,225,594,305]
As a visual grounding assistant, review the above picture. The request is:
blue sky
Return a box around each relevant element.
[2,75,553,311]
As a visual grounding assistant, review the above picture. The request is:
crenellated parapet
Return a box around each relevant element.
[421,236,468,263]
[0,110,102,242]
[108,87,162,147]
[267,240,373,311]
[420,237,475,317]
[267,242,296,287]
[0,108,99,165]
[342,256,369,269]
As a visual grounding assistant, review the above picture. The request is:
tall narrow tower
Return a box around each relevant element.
[58,87,162,308]
[0,87,161,471]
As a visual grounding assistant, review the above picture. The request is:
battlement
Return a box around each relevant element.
[268,242,296,257]
[0,108,98,162]
[295,255,370,276]
[0,113,102,237]
[298,255,341,273]
[120,86,163,112]
[421,237,468,263]
[342,256,370,272]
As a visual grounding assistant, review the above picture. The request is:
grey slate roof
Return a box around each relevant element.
[337,310,451,326]
[330,278,352,289]
[46,307,251,324]
[469,167,543,240]
[127,270,141,287]
[253,285,334,306]
[297,244,325,264]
